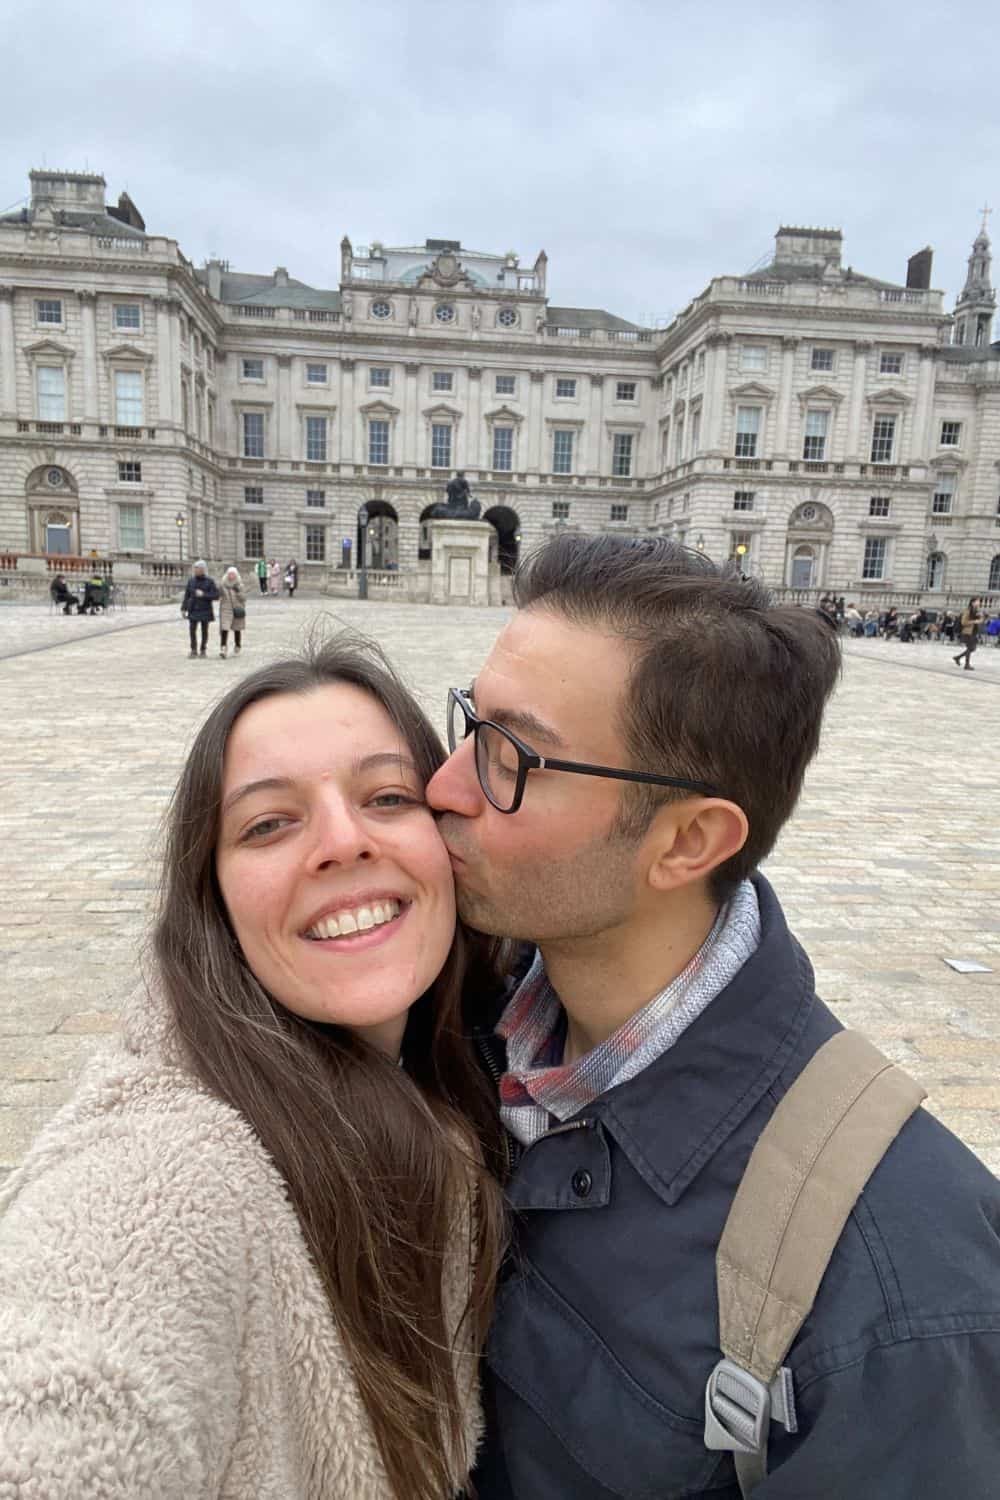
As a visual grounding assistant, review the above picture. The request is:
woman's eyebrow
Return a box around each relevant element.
[221,776,294,815]
[352,752,421,776]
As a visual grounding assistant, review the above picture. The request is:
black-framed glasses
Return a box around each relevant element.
[446,688,722,815]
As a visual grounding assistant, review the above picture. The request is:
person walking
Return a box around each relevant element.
[254,556,268,596]
[218,566,247,658]
[268,558,281,596]
[181,560,219,659]
[953,596,986,670]
[284,558,299,598]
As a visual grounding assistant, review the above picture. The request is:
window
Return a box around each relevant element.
[690,409,701,454]
[368,419,389,465]
[241,358,264,380]
[369,367,391,388]
[305,524,326,563]
[497,307,518,327]
[555,378,577,399]
[305,416,327,461]
[989,554,1000,591]
[741,345,767,372]
[731,532,753,563]
[552,429,575,474]
[118,502,145,551]
[243,412,265,458]
[735,406,761,458]
[926,552,946,590]
[733,490,755,511]
[660,420,670,467]
[811,348,835,371]
[35,299,62,325]
[370,300,392,319]
[114,303,141,330]
[696,350,705,377]
[879,352,903,376]
[492,425,513,471]
[243,521,265,559]
[434,304,456,323]
[610,503,629,521]
[940,420,962,447]
[306,363,328,385]
[615,381,637,402]
[495,374,516,395]
[679,365,689,392]
[870,416,896,463]
[552,500,571,520]
[932,474,955,514]
[36,366,66,421]
[114,371,144,427]
[803,409,829,461]
[244,486,264,505]
[432,370,454,392]
[431,423,452,469]
[306,489,326,508]
[868,496,891,517]
[674,419,685,466]
[117,461,142,484]
[862,536,887,580]
[612,432,633,477]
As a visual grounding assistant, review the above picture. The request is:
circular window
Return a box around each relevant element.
[434,303,456,324]
[800,504,817,522]
[46,467,64,488]
[370,300,392,320]
[497,307,518,328]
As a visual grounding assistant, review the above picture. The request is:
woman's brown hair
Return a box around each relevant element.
[152,634,507,1500]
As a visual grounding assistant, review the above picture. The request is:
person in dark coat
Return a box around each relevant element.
[181,560,219,658]
[49,575,79,614]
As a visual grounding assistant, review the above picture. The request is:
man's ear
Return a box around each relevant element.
[644,799,749,893]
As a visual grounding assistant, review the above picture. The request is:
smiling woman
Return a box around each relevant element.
[0,637,508,1500]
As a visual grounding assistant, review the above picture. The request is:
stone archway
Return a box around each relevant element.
[784,498,834,589]
[483,505,521,575]
[26,464,80,554]
[358,499,398,571]
[418,503,436,561]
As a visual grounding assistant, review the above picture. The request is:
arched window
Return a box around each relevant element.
[989,554,1000,592]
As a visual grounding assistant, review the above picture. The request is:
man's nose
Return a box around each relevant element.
[426,737,482,817]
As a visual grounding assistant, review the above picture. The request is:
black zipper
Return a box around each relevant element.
[474,1028,521,1175]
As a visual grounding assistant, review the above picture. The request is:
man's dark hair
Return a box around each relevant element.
[512,533,841,899]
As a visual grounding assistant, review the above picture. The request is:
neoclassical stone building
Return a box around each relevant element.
[1,168,998,602]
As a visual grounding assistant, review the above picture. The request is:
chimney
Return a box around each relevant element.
[274,266,289,287]
[107,191,145,231]
[906,247,933,290]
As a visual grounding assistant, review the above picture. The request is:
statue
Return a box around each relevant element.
[471,303,482,331]
[427,470,481,520]
[408,297,418,327]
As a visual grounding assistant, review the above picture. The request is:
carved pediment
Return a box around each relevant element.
[23,338,74,361]
[865,386,911,408]
[422,402,462,422]
[729,381,775,402]
[797,384,844,406]
[102,343,153,364]
[417,251,476,289]
[484,405,524,425]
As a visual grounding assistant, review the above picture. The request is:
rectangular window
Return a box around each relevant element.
[610,503,629,521]
[241,358,264,380]
[552,500,571,519]
[431,423,452,469]
[495,374,516,396]
[940,420,962,447]
[552,429,574,474]
[243,521,264,559]
[244,486,264,506]
[862,536,887,580]
[696,350,705,377]
[368,419,389,465]
[432,370,454,392]
[369,367,391,388]
[932,474,955,514]
[305,524,326,562]
[243,412,265,458]
[612,432,633,477]
[870,416,896,463]
[811,347,835,371]
[868,496,891,517]
[114,303,141,330]
[690,409,701,454]
[35,298,62,325]
[118,502,145,550]
[733,490,755,511]
[36,365,66,421]
[731,532,753,563]
[660,420,670,467]
[306,489,326,508]
[615,381,637,402]
[114,370,144,427]
[555,378,577,399]
[117,461,142,484]
[674,420,684,466]
[803,409,829,461]
[735,405,761,458]
[879,352,904,376]
[306,362,329,385]
[492,425,513,471]
[305,415,327,462]
[740,345,767,372]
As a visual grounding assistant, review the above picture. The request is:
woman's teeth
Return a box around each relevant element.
[306,899,402,940]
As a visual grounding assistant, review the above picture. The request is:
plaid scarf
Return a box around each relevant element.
[497,879,761,1147]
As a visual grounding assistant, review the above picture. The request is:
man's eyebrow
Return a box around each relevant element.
[488,707,567,749]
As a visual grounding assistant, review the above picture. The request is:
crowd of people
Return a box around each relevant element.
[49,571,112,615]
[822,591,999,659]
[179,558,301,658]
[253,556,299,597]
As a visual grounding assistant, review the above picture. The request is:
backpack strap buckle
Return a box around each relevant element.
[705,1358,797,1496]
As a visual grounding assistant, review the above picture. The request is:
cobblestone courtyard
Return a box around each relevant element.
[1,599,998,1181]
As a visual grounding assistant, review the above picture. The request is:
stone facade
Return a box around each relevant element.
[2,172,999,602]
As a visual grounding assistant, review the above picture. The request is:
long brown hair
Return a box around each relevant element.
[152,634,507,1500]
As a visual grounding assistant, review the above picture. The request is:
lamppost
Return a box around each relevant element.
[735,542,748,578]
[175,511,185,566]
[696,534,706,553]
[357,505,369,600]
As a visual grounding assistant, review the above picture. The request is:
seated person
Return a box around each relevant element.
[49,575,79,614]
[79,575,107,614]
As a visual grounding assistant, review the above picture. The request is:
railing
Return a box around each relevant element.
[737,281,786,296]
[292,309,341,323]
[546,326,588,339]
[96,236,148,252]
[608,330,653,343]
[879,289,927,304]
[235,305,277,318]
[140,561,187,579]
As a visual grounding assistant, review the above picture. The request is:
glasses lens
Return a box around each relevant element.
[447,692,471,752]
[476,723,521,812]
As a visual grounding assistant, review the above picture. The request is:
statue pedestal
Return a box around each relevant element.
[428,520,493,606]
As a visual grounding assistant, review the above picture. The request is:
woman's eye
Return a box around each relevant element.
[241,816,288,841]
[370,790,423,809]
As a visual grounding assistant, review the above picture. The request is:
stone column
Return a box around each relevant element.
[845,340,872,461]
[339,359,355,463]
[0,287,15,419]
[466,366,481,471]
[704,333,731,453]
[403,363,419,465]
[773,336,798,457]
[77,290,99,425]
[587,374,604,473]
[911,345,937,463]
[529,371,544,472]
[277,355,292,460]
[169,301,183,434]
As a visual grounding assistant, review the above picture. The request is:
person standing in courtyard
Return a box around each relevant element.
[285,558,299,598]
[268,557,281,596]
[954,595,986,669]
[218,565,246,658]
[255,556,268,596]
[181,560,219,659]
[426,532,1000,1499]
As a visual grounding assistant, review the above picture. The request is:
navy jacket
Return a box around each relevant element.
[182,574,219,622]
[473,877,1000,1498]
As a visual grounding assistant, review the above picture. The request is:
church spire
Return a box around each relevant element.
[953,208,996,347]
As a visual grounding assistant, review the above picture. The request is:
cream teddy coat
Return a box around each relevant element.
[0,988,482,1499]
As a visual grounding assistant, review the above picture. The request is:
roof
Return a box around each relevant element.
[545,305,643,332]
[740,260,903,292]
[937,342,1000,364]
[193,268,342,312]
[0,206,145,238]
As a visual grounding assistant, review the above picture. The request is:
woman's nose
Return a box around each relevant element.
[306,795,377,869]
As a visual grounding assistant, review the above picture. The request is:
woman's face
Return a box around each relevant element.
[216,683,456,1056]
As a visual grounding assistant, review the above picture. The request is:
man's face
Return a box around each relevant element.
[426,607,649,944]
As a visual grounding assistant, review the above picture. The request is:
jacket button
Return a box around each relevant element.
[571,1169,593,1199]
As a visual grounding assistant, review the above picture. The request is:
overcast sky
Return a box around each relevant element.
[4,0,997,327]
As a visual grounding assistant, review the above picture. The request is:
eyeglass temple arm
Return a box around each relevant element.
[538,756,720,798]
